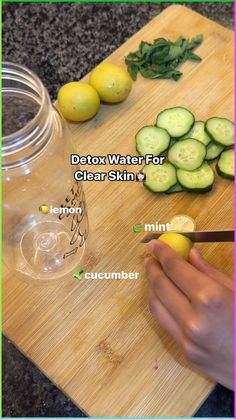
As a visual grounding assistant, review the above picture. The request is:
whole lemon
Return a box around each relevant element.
[90,63,132,103]
[57,82,100,122]
[158,232,193,260]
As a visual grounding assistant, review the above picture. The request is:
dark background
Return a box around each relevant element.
[2,2,234,417]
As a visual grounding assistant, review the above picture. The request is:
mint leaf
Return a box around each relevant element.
[125,34,203,81]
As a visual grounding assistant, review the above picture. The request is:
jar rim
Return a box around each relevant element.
[2,62,54,169]
[2,61,48,146]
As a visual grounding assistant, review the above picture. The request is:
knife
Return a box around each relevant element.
[141,229,234,243]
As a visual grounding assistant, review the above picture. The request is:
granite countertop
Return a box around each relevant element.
[2,2,234,417]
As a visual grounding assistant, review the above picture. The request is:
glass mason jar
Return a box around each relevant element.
[2,62,89,284]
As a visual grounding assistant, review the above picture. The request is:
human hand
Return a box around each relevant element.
[145,240,234,390]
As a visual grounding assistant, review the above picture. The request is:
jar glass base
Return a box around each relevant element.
[12,220,85,284]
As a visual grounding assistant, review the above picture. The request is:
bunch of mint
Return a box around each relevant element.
[125,34,203,81]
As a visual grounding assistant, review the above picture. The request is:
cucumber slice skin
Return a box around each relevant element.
[177,162,215,193]
[216,149,234,180]
[143,162,177,193]
[156,107,195,139]
[165,182,184,194]
[205,141,224,161]
[168,138,206,170]
[180,121,211,146]
[179,184,213,193]
[136,125,170,157]
[205,117,234,147]
[216,165,234,180]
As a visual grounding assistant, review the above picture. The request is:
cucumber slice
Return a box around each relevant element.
[177,162,215,193]
[216,149,234,180]
[205,141,224,161]
[205,117,234,146]
[165,182,184,194]
[136,126,170,157]
[144,162,177,193]
[168,138,206,170]
[156,107,194,138]
[180,121,211,146]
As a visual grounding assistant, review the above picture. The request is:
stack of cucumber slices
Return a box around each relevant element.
[135,107,234,193]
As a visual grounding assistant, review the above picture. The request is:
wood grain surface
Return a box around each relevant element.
[3,5,234,417]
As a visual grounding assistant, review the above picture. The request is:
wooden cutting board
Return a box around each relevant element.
[3,5,234,417]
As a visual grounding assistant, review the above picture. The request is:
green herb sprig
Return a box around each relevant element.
[125,34,203,81]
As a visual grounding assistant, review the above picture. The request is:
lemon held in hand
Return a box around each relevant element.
[158,232,193,261]
[58,82,100,122]
[90,63,132,103]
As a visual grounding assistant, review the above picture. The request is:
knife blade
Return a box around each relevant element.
[141,230,234,243]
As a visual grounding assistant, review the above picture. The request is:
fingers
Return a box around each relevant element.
[148,289,208,369]
[148,288,183,344]
[190,247,234,291]
[145,255,191,325]
[147,240,211,299]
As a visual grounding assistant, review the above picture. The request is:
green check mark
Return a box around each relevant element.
[133,223,142,233]
[73,269,84,280]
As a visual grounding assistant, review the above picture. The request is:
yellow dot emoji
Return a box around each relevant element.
[39,204,49,214]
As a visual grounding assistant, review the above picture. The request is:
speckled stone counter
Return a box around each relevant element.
[3,2,234,101]
[2,2,234,417]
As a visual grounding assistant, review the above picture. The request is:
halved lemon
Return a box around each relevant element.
[169,214,196,232]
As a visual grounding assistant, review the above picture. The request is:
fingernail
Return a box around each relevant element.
[190,247,201,257]
[144,255,151,268]
[147,240,155,253]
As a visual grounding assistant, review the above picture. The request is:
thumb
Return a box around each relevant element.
[190,247,233,290]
